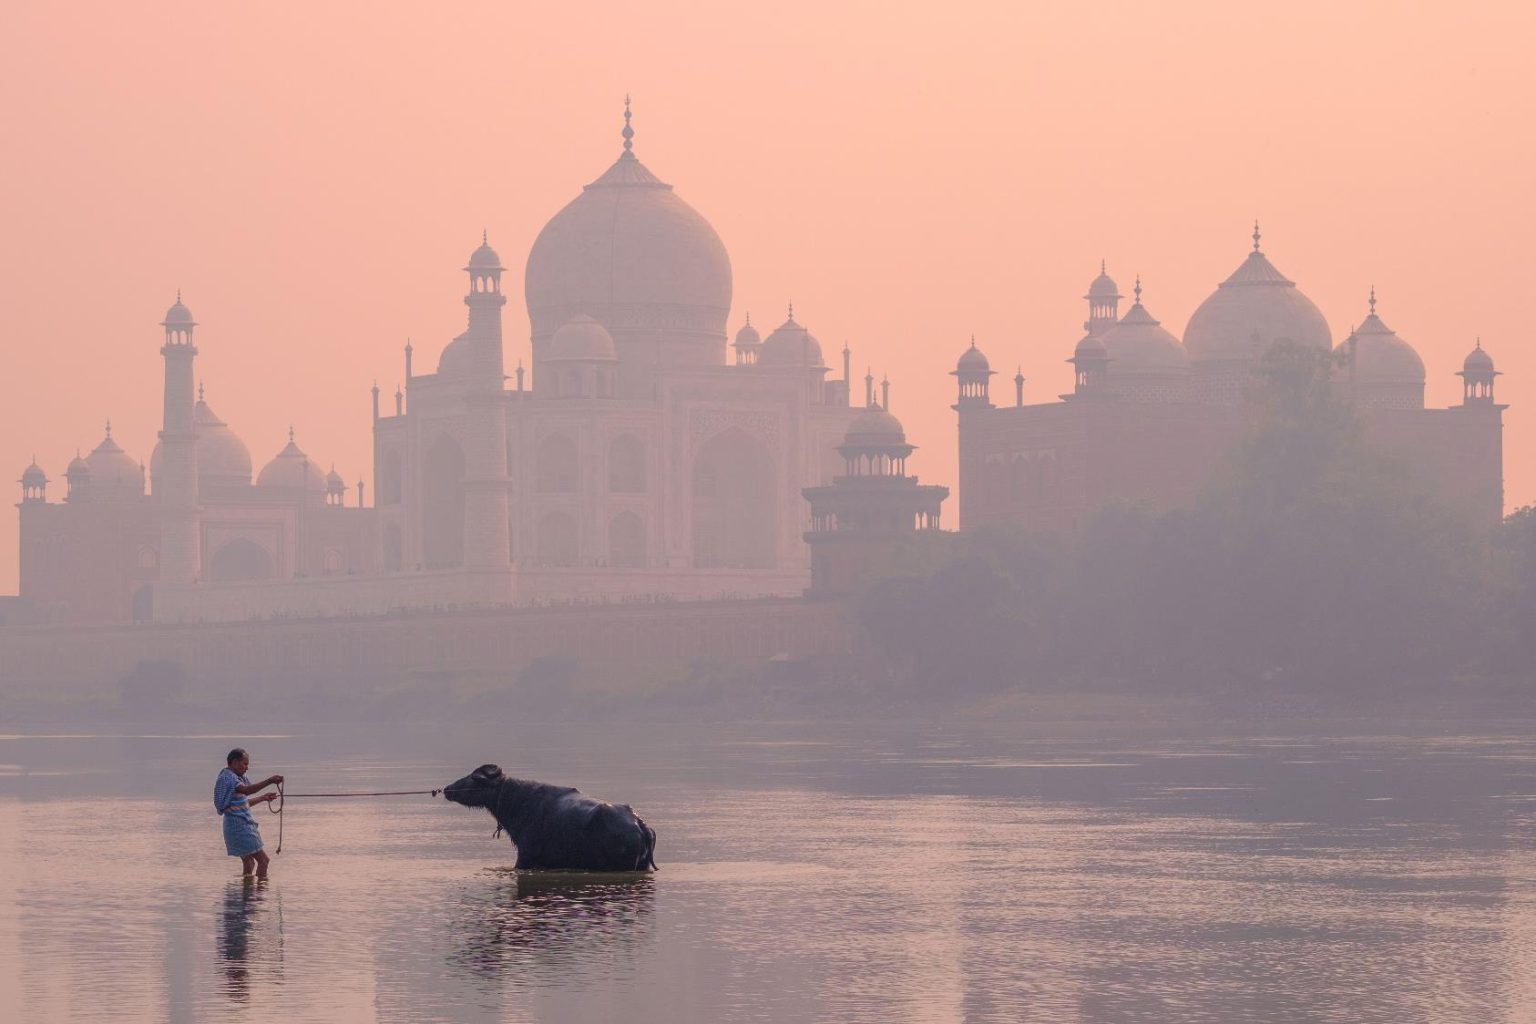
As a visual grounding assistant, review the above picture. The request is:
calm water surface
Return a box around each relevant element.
[2,720,1536,1023]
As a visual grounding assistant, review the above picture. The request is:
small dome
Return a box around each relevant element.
[844,407,908,447]
[86,430,142,489]
[66,455,90,477]
[1464,342,1495,373]
[21,461,45,486]
[326,467,346,493]
[1184,236,1332,363]
[256,434,327,493]
[162,296,195,327]
[548,314,618,361]
[955,341,991,373]
[1100,298,1188,373]
[1074,333,1108,358]
[759,313,825,367]
[467,235,503,270]
[733,318,762,349]
[1086,267,1121,299]
[1339,311,1424,385]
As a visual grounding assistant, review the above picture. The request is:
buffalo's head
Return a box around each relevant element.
[443,764,504,808]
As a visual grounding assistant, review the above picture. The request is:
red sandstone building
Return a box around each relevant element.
[954,231,1506,535]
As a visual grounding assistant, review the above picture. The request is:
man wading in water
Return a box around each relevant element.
[214,749,283,878]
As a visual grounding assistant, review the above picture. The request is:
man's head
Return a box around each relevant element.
[227,748,249,774]
[442,764,504,808]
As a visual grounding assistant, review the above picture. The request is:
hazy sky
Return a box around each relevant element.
[2,1,1532,592]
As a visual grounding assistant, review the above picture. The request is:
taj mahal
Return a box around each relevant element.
[17,104,945,625]
[12,104,1508,628]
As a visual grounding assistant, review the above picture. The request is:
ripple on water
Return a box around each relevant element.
[2,727,1534,1023]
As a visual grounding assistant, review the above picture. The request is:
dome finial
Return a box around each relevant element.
[787,301,794,321]
[745,310,751,327]
[1368,285,1377,315]
[198,380,204,403]
[482,228,488,246]
[176,287,182,303]
[105,419,112,438]
[622,94,634,154]
[1476,336,1482,350]
[288,424,295,443]
[1252,220,1262,253]
[1134,275,1143,304]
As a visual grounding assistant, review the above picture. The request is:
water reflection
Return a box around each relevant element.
[450,870,654,985]
[5,725,1536,1022]
[215,879,282,1003]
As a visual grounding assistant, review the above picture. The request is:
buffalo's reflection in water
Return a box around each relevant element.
[451,870,655,985]
[215,879,283,1003]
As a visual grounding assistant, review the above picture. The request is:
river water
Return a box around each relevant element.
[2,720,1535,1023]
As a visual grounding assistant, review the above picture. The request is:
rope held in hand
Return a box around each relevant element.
[263,785,442,856]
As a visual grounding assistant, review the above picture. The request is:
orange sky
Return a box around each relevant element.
[2,1,1532,592]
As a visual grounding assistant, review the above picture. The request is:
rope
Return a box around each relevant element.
[283,790,443,798]
[265,780,285,855]
[262,785,441,856]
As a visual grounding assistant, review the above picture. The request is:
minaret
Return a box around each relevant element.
[1085,260,1121,336]
[158,292,201,585]
[467,236,505,380]
[460,233,512,571]
[952,336,994,533]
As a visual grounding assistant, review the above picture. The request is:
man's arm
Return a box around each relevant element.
[234,774,284,796]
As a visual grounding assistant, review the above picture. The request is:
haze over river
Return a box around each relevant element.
[2,719,1535,1023]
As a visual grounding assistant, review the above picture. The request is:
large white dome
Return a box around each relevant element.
[1184,240,1332,364]
[524,113,732,364]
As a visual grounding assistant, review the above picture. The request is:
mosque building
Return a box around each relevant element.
[954,226,1506,534]
[17,103,925,625]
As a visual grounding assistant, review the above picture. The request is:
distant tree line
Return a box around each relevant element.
[860,342,1536,696]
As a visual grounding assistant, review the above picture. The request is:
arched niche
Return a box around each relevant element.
[208,538,276,583]
[608,511,646,568]
[422,434,466,569]
[692,428,776,569]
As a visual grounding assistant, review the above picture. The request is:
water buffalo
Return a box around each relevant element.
[442,764,657,872]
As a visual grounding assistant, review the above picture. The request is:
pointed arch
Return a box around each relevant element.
[608,511,646,568]
[692,428,776,569]
[208,538,276,583]
[422,434,465,569]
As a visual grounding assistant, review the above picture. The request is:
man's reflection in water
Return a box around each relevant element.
[216,878,283,1002]
[451,871,655,984]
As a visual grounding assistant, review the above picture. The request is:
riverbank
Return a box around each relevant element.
[4,649,1534,730]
